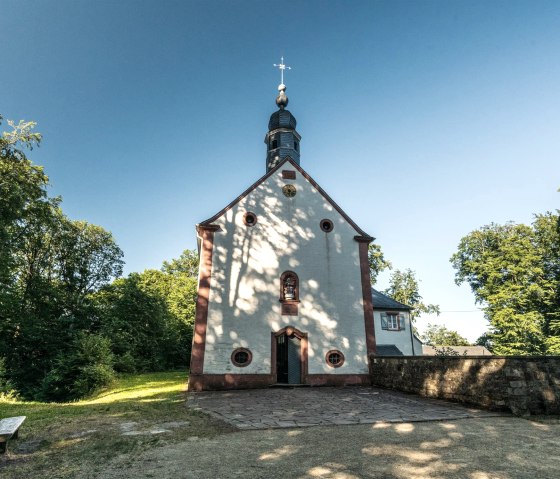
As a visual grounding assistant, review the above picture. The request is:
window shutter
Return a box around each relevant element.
[381,313,388,330]
[399,313,406,331]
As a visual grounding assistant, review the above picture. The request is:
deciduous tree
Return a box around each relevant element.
[421,323,470,346]
[450,213,560,355]
[368,243,391,285]
[384,269,440,320]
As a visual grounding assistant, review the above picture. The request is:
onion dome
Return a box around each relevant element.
[264,82,301,172]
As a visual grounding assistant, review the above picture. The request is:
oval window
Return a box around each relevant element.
[243,212,257,227]
[231,348,252,367]
[326,350,344,368]
[320,219,334,233]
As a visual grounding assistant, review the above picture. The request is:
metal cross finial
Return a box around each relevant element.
[273,56,291,85]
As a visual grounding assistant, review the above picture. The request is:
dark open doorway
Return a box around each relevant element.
[272,326,308,385]
[276,332,301,384]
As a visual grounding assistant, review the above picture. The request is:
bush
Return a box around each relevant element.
[113,351,137,373]
[0,357,16,399]
[41,333,115,401]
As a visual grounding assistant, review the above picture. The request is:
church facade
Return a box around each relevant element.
[188,79,416,391]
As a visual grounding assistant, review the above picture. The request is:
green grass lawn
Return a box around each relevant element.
[0,371,233,479]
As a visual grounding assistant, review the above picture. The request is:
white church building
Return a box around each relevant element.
[189,72,420,391]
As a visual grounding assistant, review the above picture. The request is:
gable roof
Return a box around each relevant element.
[198,157,372,239]
[371,288,411,311]
[376,345,404,356]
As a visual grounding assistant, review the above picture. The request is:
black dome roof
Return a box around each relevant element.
[268,109,297,131]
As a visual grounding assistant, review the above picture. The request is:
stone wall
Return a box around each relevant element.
[369,356,560,416]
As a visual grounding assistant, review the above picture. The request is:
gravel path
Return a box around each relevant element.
[95,416,560,479]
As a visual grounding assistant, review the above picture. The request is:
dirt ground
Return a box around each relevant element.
[91,416,559,479]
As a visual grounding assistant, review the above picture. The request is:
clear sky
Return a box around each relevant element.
[2,0,559,342]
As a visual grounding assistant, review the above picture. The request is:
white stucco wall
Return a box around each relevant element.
[202,163,369,375]
[413,334,423,355]
[373,311,416,355]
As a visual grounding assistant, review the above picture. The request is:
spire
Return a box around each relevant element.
[265,57,301,172]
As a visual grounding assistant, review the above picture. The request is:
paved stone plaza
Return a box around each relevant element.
[187,386,505,430]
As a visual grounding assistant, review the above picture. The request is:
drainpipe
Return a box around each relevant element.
[409,311,416,356]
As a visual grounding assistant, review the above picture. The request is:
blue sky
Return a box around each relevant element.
[2,0,559,341]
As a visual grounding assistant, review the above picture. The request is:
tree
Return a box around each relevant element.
[94,273,171,372]
[54,216,124,316]
[384,269,440,320]
[367,243,391,285]
[94,250,199,372]
[421,324,470,346]
[0,116,51,318]
[0,115,124,399]
[161,249,199,277]
[450,213,560,355]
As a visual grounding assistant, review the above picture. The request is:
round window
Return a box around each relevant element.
[231,348,252,367]
[243,212,257,227]
[282,184,297,197]
[326,350,344,368]
[320,219,334,233]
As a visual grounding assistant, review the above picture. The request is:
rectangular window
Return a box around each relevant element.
[282,170,296,179]
[381,312,406,331]
[387,313,399,330]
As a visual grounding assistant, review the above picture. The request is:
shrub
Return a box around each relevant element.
[0,357,16,399]
[41,332,115,401]
[113,351,137,373]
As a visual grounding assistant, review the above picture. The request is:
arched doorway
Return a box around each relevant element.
[272,326,308,385]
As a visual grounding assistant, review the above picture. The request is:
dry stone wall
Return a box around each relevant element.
[369,356,560,416]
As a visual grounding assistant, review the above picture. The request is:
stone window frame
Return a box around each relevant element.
[231,348,253,367]
[325,350,345,368]
[243,212,258,227]
[279,271,300,304]
[320,219,334,233]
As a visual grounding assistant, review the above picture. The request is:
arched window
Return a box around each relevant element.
[280,271,299,316]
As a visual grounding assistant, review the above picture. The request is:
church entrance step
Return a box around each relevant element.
[269,383,310,388]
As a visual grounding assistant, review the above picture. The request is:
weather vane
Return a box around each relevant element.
[273,56,291,85]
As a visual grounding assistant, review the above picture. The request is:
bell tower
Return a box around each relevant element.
[265,58,301,172]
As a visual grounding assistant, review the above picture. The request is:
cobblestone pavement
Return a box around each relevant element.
[187,387,506,430]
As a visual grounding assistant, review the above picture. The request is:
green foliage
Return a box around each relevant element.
[0,115,124,400]
[475,332,494,352]
[384,269,440,320]
[94,273,170,372]
[367,243,392,285]
[421,324,470,346]
[94,251,198,373]
[40,333,115,401]
[161,248,199,277]
[0,357,16,398]
[434,346,462,357]
[0,116,51,323]
[451,213,560,355]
